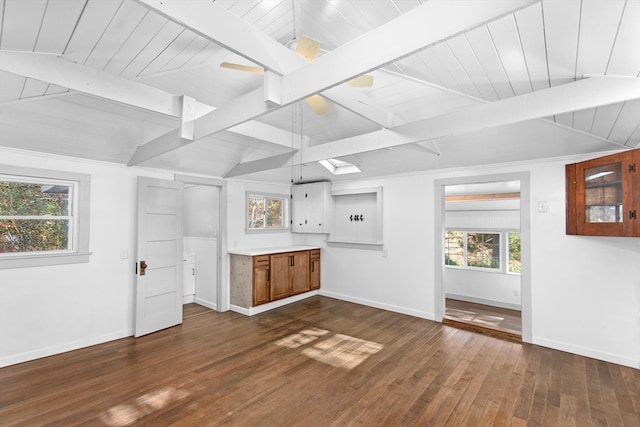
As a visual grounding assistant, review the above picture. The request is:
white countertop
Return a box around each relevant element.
[228,245,321,256]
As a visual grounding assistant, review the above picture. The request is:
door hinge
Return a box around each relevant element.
[629,163,636,173]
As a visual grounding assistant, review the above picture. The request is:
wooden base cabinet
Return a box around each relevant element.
[230,248,319,309]
[252,255,270,306]
[310,249,320,290]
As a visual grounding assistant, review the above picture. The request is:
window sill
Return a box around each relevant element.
[0,252,92,269]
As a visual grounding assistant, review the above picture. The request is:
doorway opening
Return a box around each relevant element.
[434,173,531,343]
[176,175,228,317]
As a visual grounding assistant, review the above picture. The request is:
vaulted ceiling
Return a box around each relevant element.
[1,0,638,183]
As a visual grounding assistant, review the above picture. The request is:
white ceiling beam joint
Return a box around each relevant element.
[263,71,282,107]
[179,95,196,141]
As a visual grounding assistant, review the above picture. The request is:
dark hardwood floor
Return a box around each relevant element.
[183,302,213,319]
[445,298,522,341]
[1,296,638,426]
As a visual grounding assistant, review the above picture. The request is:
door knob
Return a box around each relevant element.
[139,260,147,276]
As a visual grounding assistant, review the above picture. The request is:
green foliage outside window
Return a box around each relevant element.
[466,233,500,269]
[0,180,71,253]
[248,195,284,230]
[508,232,521,273]
[444,230,520,273]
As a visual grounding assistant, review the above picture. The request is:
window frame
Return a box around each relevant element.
[245,191,289,233]
[0,165,91,269]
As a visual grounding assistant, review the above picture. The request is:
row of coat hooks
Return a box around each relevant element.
[349,214,364,222]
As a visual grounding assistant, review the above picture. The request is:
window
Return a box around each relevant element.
[466,232,500,269]
[508,232,521,273]
[444,231,463,266]
[445,230,519,273]
[246,192,287,232]
[0,165,90,269]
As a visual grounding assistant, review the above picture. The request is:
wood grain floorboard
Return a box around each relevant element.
[1,296,638,426]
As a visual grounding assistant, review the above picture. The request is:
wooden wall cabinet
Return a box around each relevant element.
[566,148,639,237]
[291,182,332,234]
[230,248,319,309]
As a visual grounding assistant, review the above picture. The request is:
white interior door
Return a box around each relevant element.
[135,177,184,337]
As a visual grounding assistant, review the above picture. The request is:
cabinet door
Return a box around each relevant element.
[310,255,320,290]
[573,151,637,236]
[291,185,305,233]
[270,253,291,300]
[305,185,324,233]
[290,251,310,294]
[355,193,377,242]
[253,266,270,306]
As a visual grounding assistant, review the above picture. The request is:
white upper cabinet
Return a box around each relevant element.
[291,182,332,234]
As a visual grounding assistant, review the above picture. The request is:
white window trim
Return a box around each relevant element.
[245,191,289,233]
[0,165,91,269]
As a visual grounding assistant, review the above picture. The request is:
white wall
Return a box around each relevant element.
[0,149,295,367]
[0,148,173,367]
[225,180,296,251]
[2,148,638,370]
[319,158,640,369]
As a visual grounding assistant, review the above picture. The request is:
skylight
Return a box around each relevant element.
[319,158,361,175]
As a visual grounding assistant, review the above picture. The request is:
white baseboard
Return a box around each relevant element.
[230,290,319,316]
[0,329,133,368]
[182,294,195,304]
[194,297,217,311]
[319,290,435,320]
[445,293,521,311]
[533,336,639,369]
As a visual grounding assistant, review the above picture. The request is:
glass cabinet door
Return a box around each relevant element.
[583,162,623,224]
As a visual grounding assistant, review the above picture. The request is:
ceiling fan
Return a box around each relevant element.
[220,35,374,115]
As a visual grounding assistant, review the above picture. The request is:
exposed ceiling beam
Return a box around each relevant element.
[0,51,297,155]
[194,0,533,141]
[134,0,403,126]
[228,77,640,176]
[0,51,178,116]
[280,0,536,104]
[224,151,298,179]
[131,0,532,165]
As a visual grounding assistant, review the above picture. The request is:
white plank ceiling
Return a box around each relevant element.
[0,0,638,183]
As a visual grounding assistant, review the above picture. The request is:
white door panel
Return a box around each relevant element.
[135,177,184,337]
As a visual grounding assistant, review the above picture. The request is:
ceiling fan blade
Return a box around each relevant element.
[295,35,320,61]
[347,75,374,87]
[220,62,264,74]
[305,94,329,115]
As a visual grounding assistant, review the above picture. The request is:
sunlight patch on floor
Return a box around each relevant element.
[100,387,189,426]
[276,328,384,369]
[275,327,330,349]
